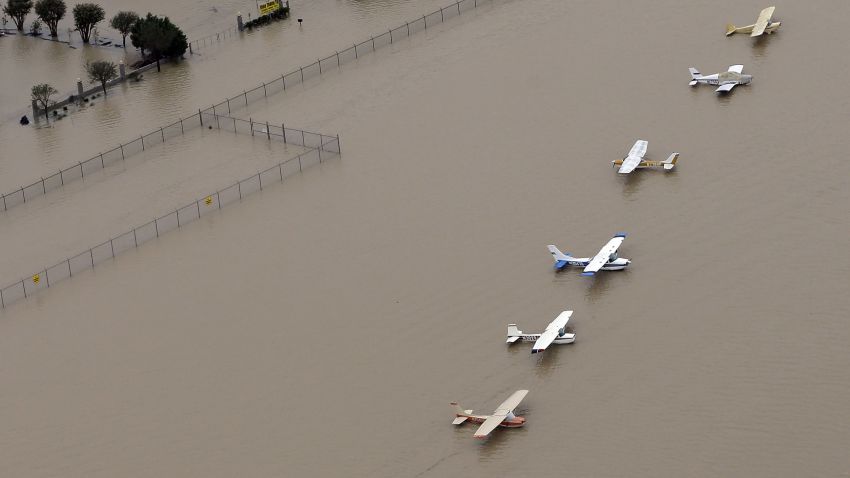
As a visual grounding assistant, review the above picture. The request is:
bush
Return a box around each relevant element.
[244,6,288,29]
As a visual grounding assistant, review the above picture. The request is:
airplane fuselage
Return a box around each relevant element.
[455,413,526,428]
[730,22,781,36]
[511,333,575,345]
[693,71,752,87]
[555,257,630,271]
[612,159,667,169]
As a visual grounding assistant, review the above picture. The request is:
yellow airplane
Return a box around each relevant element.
[726,6,781,37]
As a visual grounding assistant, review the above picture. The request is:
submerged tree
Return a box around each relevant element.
[86,60,116,95]
[34,0,65,37]
[72,2,102,43]
[130,13,187,72]
[3,0,33,31]
[31,83,57,121]
[109,10,137,48]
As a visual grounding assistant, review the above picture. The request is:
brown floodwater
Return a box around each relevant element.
[1,0,850,476]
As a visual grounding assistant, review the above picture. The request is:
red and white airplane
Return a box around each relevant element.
[451,390,529,439]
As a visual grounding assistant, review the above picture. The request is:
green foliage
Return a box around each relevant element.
[72,2,103,43]
[244,6,288,29]
[28,17,39,34]
[34,0,65,37]
[130,13,187,71]
[31,83,57,120]
[3,0,33,30]
[86,60,117,95]
[109,10,138,47]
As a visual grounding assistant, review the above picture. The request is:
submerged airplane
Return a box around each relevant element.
[507,311,575,354]
[612,140,679,174]
[548,233,630,276]
[451,390,529,439]
[689,65,752,93]
[727,6,780,37]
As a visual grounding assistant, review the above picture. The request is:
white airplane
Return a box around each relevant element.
[548,233,630,276]
[688,65,752,93]
[612,140,680,174]
[507,311,575,354]
[727,6,781,37]
[451,390,529,439]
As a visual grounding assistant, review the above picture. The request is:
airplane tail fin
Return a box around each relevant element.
[663,152,679,170]
[450,401,467,415]
[547,245,572,270]
[725,23,737,36]
[507,324,521,343]
[688,67,700,86]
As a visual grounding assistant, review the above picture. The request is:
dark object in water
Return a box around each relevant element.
[297,18,303,23]
[20,115,30,125]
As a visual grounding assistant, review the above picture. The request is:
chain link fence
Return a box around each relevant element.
[0,132,340,310]
[203,0,490,117]
[1,110,335,215]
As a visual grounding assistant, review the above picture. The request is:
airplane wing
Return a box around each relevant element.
[582,234,626,276]
[531,311,573,353]
[715,83,737,93]
[472,390,529,437]
[750,6,775,37]
[727,64,744,74]
[617,141,647,174]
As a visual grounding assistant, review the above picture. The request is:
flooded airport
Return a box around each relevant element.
[2,0,850,476]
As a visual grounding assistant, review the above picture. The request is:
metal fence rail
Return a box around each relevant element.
[188,25,240,53]
[0,135,341,310]
[202,0,491,118]
[1,111,336,217]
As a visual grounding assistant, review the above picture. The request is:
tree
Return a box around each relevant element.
[34,0,64,37]
[130,13,187,72]
[31,83,57,121]
[86,60,116,95]
[109,10,137,48]
[3,0,33,31]
[72,2,102,43]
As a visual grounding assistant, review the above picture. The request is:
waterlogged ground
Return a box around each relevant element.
[1,0,850,476]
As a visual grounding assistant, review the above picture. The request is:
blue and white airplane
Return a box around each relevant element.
[547,233,630,276]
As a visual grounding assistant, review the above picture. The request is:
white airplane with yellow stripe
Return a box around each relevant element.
[612,140,679,174]
[726,6,781,37]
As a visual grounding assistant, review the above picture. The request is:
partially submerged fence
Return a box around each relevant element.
[188,24,240,53]
[1,110,336,216]
[0,133,340,310]
[204,0,490,117]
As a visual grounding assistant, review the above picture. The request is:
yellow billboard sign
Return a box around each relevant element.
[259,1,280,15]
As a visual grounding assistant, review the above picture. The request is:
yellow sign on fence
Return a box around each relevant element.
[205,195,213,206]
[32,274,40,285]
[259,1,280,15]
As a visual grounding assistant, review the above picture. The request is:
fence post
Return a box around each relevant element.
[441,7,444,21]
[389,29,393,44]
[266,121,270,140]
[263,82,267,97]
[279,163,283,181]
[423,15,427,28]
[155,218,159,237]
[90,249,94,267]
[336,51,340,67]
[298,155,302,172]
[67,259,71,277]
[217,191,221,209]
[160,127,164,142]
[215,111,221,129]
[282,73,286,90]
[79,162,83,178]
[318,145,322,163]
[180,117,185,134]
[140,135,145,151]
[354,43,358,59]
[196,200,200,218]
[199,109,204,126]
[176,209,180,227]
[457,1,461,14]
[120,144,125,160]
[371,36,375,50]
[1,288,4,308]
[238,182,242,199]
[282,123,286,143]
[250,118,254,136]
[110,238,115,257]
[45,269,50,287]
[21,186,25,203]
[22,280,26,298]
[318,59,322,74]
[133,228,138,247]
[227,98,231,114]
[244,91,248,105]
[300,67,304,82]
[2,195,5,211]
[337,134,341,153]
[100,153,104,168]
[41,177,46,193]
[259,173,263,190]
[301,130,305,146]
